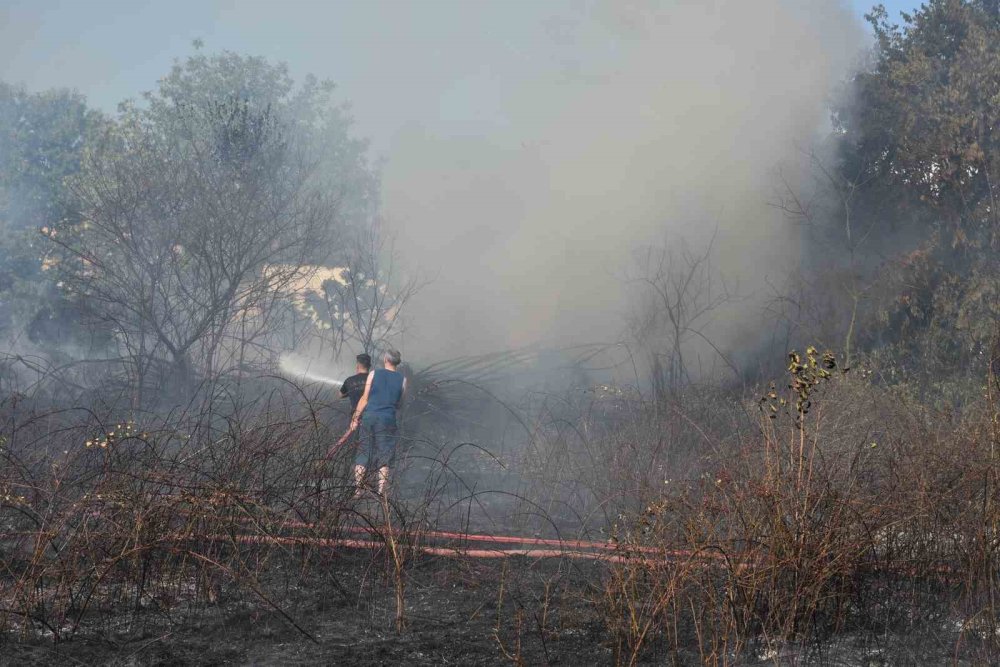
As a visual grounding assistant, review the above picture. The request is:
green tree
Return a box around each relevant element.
[52,50,379,394]
[146,50,379,232]
[845,1,1000,245]
[838,1,1000,395]
[0,83,103,349]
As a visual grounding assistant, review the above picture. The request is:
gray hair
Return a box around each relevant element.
[384,348,402,365]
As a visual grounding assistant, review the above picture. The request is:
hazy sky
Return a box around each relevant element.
[1,0,917,151]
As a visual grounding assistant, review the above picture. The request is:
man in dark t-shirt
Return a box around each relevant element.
[340,353,372,413]
[326,353,372,461]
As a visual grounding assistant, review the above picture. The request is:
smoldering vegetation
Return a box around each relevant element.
[4,1,1000,665]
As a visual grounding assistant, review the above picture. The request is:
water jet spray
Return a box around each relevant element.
[278,352,345,388]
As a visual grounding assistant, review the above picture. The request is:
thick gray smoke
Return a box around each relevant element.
[0,0,864,373]
[380,0,863,360]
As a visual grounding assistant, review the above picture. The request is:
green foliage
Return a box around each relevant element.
[144,50,379,233]
[62,99,312,379]
[0,47,385,390]
[846,1,1000,242]
[0,83,103,347]
[760,346,839,425]
[46,49,382,384]
[0,84,97,232]
[836,1,1000,399]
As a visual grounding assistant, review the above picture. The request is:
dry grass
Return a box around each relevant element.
[592,351,1000,664]
[0,365,474,646]
[4,349,1000,664]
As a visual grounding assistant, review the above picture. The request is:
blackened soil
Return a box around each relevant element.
[4,551,610,666]
[4,546,985,665]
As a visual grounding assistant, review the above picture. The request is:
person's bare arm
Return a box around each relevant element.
[351,372,375,429]
[325,427,353,460]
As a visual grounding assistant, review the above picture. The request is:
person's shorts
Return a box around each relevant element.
[355,415,398,468]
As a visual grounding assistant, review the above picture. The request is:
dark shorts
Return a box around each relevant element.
[355,415,398,468]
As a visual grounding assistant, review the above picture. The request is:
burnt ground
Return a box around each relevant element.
[3,546,992,666]
[0,463,990,666]
[3,549,613,666]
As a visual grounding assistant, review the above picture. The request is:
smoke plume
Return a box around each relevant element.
[379,0,863,360]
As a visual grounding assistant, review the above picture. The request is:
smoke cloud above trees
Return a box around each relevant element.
[378,0,863,359]
[0,0,867,372]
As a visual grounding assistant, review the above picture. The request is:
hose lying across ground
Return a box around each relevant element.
[222,521,705,562]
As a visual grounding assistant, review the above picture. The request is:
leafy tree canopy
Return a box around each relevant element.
[0,83,104,346]
[841,1,1000,397]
